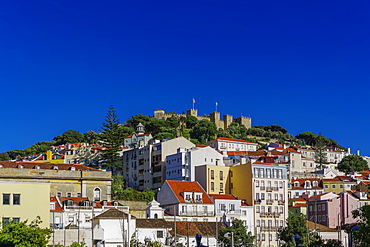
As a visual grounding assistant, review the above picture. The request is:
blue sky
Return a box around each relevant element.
[0,1,369,155]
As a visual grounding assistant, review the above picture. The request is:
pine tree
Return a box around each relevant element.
[99,105,125,168]
[314,134,328,170]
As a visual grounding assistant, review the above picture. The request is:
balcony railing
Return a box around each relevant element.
[260,212,274,217]
[216,209,241,214]
[278,200,285,205]
[254,199,262,204]
[261,226,278,231]
[266,187,273,192]
[266,199,274,204]
[179,211,214,217]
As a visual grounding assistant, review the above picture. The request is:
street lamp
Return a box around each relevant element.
[224,232,234,247]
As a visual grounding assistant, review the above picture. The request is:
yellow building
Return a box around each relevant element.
[0,181,50,228]
[195,164,230,194]
[322,176,356,194]
[30,150,65,164]
[230,162,289,247]
[0,161,112,201]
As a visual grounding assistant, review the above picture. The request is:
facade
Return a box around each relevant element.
[124,123,152,148]
[322,176,356,194]
[0,181,50,228]
[195,164,230,194]
[290,178,323,199]
[209,194,254,231]
[157,180,216,222]
[0,161,112,201]
[288,198,307,216]
[165,146,225,182]
[206,137,257,153]
[122,137,195,191]
[230,162,289,247]
[92,208,136,247]
[307,193,339,228]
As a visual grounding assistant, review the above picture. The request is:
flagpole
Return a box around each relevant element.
[215,102,218,112]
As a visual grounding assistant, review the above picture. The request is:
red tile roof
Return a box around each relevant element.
[50,197,63,212]
[209,137,256,144]
[290,198,307,202]
[227,151,247,156]
[291,203,306,208]
[209,194,237,200]
[166,180,213,204]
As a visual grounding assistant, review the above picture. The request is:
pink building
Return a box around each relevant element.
[307,191,359,229]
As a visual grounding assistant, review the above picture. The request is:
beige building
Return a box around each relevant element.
[0,181,50,228]
[0,161,112,201]
[195,165,230,194]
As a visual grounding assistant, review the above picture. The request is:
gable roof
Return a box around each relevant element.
[166,180,213,204]
[136,219,171,229]
[168,222,226,236]
[209,194,238,200]
[94,208,134,219]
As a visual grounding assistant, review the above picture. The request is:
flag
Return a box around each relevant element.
[216,102,218,106]
[193,99,196,103]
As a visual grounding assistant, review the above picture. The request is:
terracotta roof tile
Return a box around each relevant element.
[0,161,100,171]
[209,137,256,144]
[209,194,237,200]
[166,180,213,204]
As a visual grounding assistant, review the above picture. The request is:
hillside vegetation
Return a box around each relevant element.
[0,112,344,161]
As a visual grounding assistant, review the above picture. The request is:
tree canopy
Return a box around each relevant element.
[346,205,370,247]
[337,155,368,174]
[218,219,255,247]
[0,216,52,247]
[99,105,126,168]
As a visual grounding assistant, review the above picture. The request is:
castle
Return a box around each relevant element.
[153,109,251,130]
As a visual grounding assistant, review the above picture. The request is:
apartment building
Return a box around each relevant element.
[230,162,288,247]
[122,137,195,191]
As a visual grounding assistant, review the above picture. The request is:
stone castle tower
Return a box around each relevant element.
[153,109,251,130]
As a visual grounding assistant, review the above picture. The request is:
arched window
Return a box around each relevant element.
[154,213,158,219]
[94,188,101,201]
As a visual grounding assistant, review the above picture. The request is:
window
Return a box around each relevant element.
[94,188,101,201]
[279,181,283,188]
[57,192,62,197]
[12,218,20,223]
[256,193,260,200]
[325,185,328,188]
[211,170,214,179]
[3,194,10,205]
[261,233,265,241]
[77,193,82,197]
[67,192,72,197]
[220,183,224,191]
[211,182,214,192]
[242,210,246,216]
[322,204,326,211]
[220,171,223,180]
[2,218,10,225]
[220,204,226,211]
[13,194,20,205]
[256,206,260,213]
[318,205,321,211]
[261,193,265,200]
[332,185,336,188]
[230,204,235,212]
[256,220,260,227]
[157,231,164,238]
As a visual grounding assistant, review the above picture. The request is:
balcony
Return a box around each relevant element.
[273,212,281,217]
[266,187,273,192]
[266,199,274,204]
[278,200,285,205]
[260,186,265,190]
[261,226,278,231]
[216,209,241,214]
[260,212,273,217]
[254,199,262,204]
[179,211,214,217]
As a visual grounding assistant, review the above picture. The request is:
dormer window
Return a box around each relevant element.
[34,165,40,169]
[53,166,58,170]
[294,182,299,187]
[185,194,191,201]
[305,181,311,188]
[194,193,202,202]
[313,181,318,187]
[17,165,23,169]
[70,167,76,171]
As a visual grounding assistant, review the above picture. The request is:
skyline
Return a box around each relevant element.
[0,1,369,155]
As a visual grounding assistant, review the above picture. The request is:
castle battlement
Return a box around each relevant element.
[153,109,251,130]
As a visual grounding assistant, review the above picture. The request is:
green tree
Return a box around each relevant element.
[183,115,198,129]
[0,153,10,161]
[296,132,318,146]
[53,130,84,146]
[83,130,100,144]
[99,105,125,168]
[218,219,255,246]
[264,124,288,134]
[0,216,52,247]
[6,150,26,160]
[314,134,328,170]
[24,141,54,156]
[153,132,175,140]
[69,242,87,247]
[346,205,370,247]
[337,155,368,174]
[190,119,217,143]
[111,174,126,199]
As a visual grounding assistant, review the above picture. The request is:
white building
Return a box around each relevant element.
[157,180,216,222]
[165,146,225,181]
[209,194,254,232]
[206,137,258,154]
